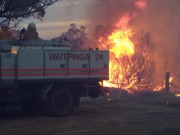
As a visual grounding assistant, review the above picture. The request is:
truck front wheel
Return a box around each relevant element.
[47,88,74,117]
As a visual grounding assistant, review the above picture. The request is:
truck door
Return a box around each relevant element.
[0,53,16,84]
[67,50,89,78]
[90,51,109,79]
[45,50,67,79]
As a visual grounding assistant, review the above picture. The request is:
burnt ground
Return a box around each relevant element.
[0,89,180,135]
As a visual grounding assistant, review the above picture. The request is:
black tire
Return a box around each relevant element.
[47,88,74,117]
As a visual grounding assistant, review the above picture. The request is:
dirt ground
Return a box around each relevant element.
[0,90,180,135]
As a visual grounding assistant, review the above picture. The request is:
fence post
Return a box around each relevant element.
[165,72,170,94]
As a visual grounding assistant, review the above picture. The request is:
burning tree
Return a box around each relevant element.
[131,32,156,89]
[94,24,156,91]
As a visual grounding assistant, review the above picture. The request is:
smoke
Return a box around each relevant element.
[88,0,137,25]
[87,0,180,88]
[130,0,180,88]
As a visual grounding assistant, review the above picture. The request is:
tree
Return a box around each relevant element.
[0,0,59,26]
[94,24,156,90]
[58,23,92,49]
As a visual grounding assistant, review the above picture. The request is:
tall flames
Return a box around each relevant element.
[108,30,134,57]
[98,27,171,91]
[107,30,135,89]
[99,29,138,89]
[93,0,179,94]
[97,0,158,91]
[97,26,177,93]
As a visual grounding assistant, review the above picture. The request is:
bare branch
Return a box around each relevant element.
[0,0,59,26]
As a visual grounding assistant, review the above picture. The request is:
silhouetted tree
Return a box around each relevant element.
[59,23,92,49]
[0,0,59,26]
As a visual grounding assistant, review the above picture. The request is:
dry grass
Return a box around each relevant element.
[0,90,180,135]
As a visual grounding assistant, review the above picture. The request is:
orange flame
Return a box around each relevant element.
[175,94,180,97]
[99,29,135,89]
[108,30,134,57]
[11,46,19,55]
[134,0,147,10]
[98,1,174,92]
[154,77,174,91]
[115,13,137,29]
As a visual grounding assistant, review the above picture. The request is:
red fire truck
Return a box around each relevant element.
[0,40,109,116]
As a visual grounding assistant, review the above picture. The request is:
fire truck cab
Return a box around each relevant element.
[0,40,109,116]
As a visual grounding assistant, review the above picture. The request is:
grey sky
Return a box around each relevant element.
[22,0,95,39]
